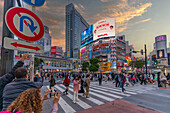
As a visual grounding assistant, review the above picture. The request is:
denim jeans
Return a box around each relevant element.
[73,91,78,103]
[120,82,125,92]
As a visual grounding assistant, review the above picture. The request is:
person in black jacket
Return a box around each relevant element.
[78,76,84,94]
[2,67,43,110]
[98,73,103,86]
[157,72,161,87]
[0,53,29,111]
[49,75,56,89]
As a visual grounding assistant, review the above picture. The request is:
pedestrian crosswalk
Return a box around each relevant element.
[45,82,157,113]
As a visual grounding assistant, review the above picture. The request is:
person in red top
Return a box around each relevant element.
[63,74,70,95]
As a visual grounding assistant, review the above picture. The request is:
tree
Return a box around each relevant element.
[129,60,144,69]
[82,61,89,72]
[135,60,144,69]
[88,58,99,73]
[34,57,44,69]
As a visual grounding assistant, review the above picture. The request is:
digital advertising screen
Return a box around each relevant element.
[93,18,115,41]
[157,49,165,59]
[81,25,93,48]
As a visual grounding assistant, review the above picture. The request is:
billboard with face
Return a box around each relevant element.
[93,18,115,41]
[157,50,165,59]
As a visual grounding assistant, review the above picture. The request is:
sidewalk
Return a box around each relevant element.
[159,85,170,90]
[76,99,160,113]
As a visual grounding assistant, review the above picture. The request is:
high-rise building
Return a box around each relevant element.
[65,3,89,59]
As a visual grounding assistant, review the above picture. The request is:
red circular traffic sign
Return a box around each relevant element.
[5,7,44,42]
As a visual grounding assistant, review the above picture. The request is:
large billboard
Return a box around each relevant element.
[93,18,115,41]
[157,49,165,59]
[155,35,167,59]
[81,25,93,47]
[51,46,63,55]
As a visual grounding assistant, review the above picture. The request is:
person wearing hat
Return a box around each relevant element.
[120,70,126,94]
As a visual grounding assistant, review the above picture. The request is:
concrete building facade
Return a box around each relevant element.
[65,3,89,59]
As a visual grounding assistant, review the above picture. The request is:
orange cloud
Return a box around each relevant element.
[90,0,152,33]
[52,38,65,51]
[134,18,151,25]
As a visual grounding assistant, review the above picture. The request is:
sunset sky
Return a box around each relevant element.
[0,0,170,57]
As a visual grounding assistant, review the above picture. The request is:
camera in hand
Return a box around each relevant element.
[50,87,57,98]
[50,92,58,97]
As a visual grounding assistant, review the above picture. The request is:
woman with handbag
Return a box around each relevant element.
[63,75,70,95]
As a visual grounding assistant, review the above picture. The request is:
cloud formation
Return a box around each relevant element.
[134,18,151,25]
[36,1,65,50]
[100,0,112,2]
[0,0,152,53]
[90,0,152,33]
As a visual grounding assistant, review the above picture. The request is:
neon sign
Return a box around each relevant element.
[156,36,163,41]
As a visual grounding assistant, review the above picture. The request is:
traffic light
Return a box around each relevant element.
[141,49,143,55]
[154,60,157,65]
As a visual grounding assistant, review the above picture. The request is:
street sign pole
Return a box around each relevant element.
[0,0,14,76]
[30,6,36,81]
[145,44,147,75]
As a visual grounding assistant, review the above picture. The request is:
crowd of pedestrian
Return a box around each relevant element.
[0,53,60,113]
[0,53,170,112]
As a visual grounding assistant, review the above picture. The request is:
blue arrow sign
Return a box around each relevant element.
[23,0,45,7]
[20,16,37,33]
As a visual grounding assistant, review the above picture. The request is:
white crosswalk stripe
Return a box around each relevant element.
[59,85,104,105]
[46,86,76,113]
[69,84,123,99]
[45,82,157,113]
[69,85,115,101]
[91,84,137,94]
[54,85,92,109]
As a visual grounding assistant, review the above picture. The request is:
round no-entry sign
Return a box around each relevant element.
[5,7,44,42]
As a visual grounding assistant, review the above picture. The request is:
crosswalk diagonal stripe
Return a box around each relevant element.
[70,85,115,101]
[90,84,137,95]
[46,86,76,113]
[59,85,105,105]
[89,86,131,96]
[88,87,123,99]
[54,85,92,109]
[68,85,115,101]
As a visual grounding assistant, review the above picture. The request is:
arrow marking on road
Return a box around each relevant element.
[11,42,40,51]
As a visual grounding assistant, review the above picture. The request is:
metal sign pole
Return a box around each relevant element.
[30,6,36,81]
[0,0,14,76]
